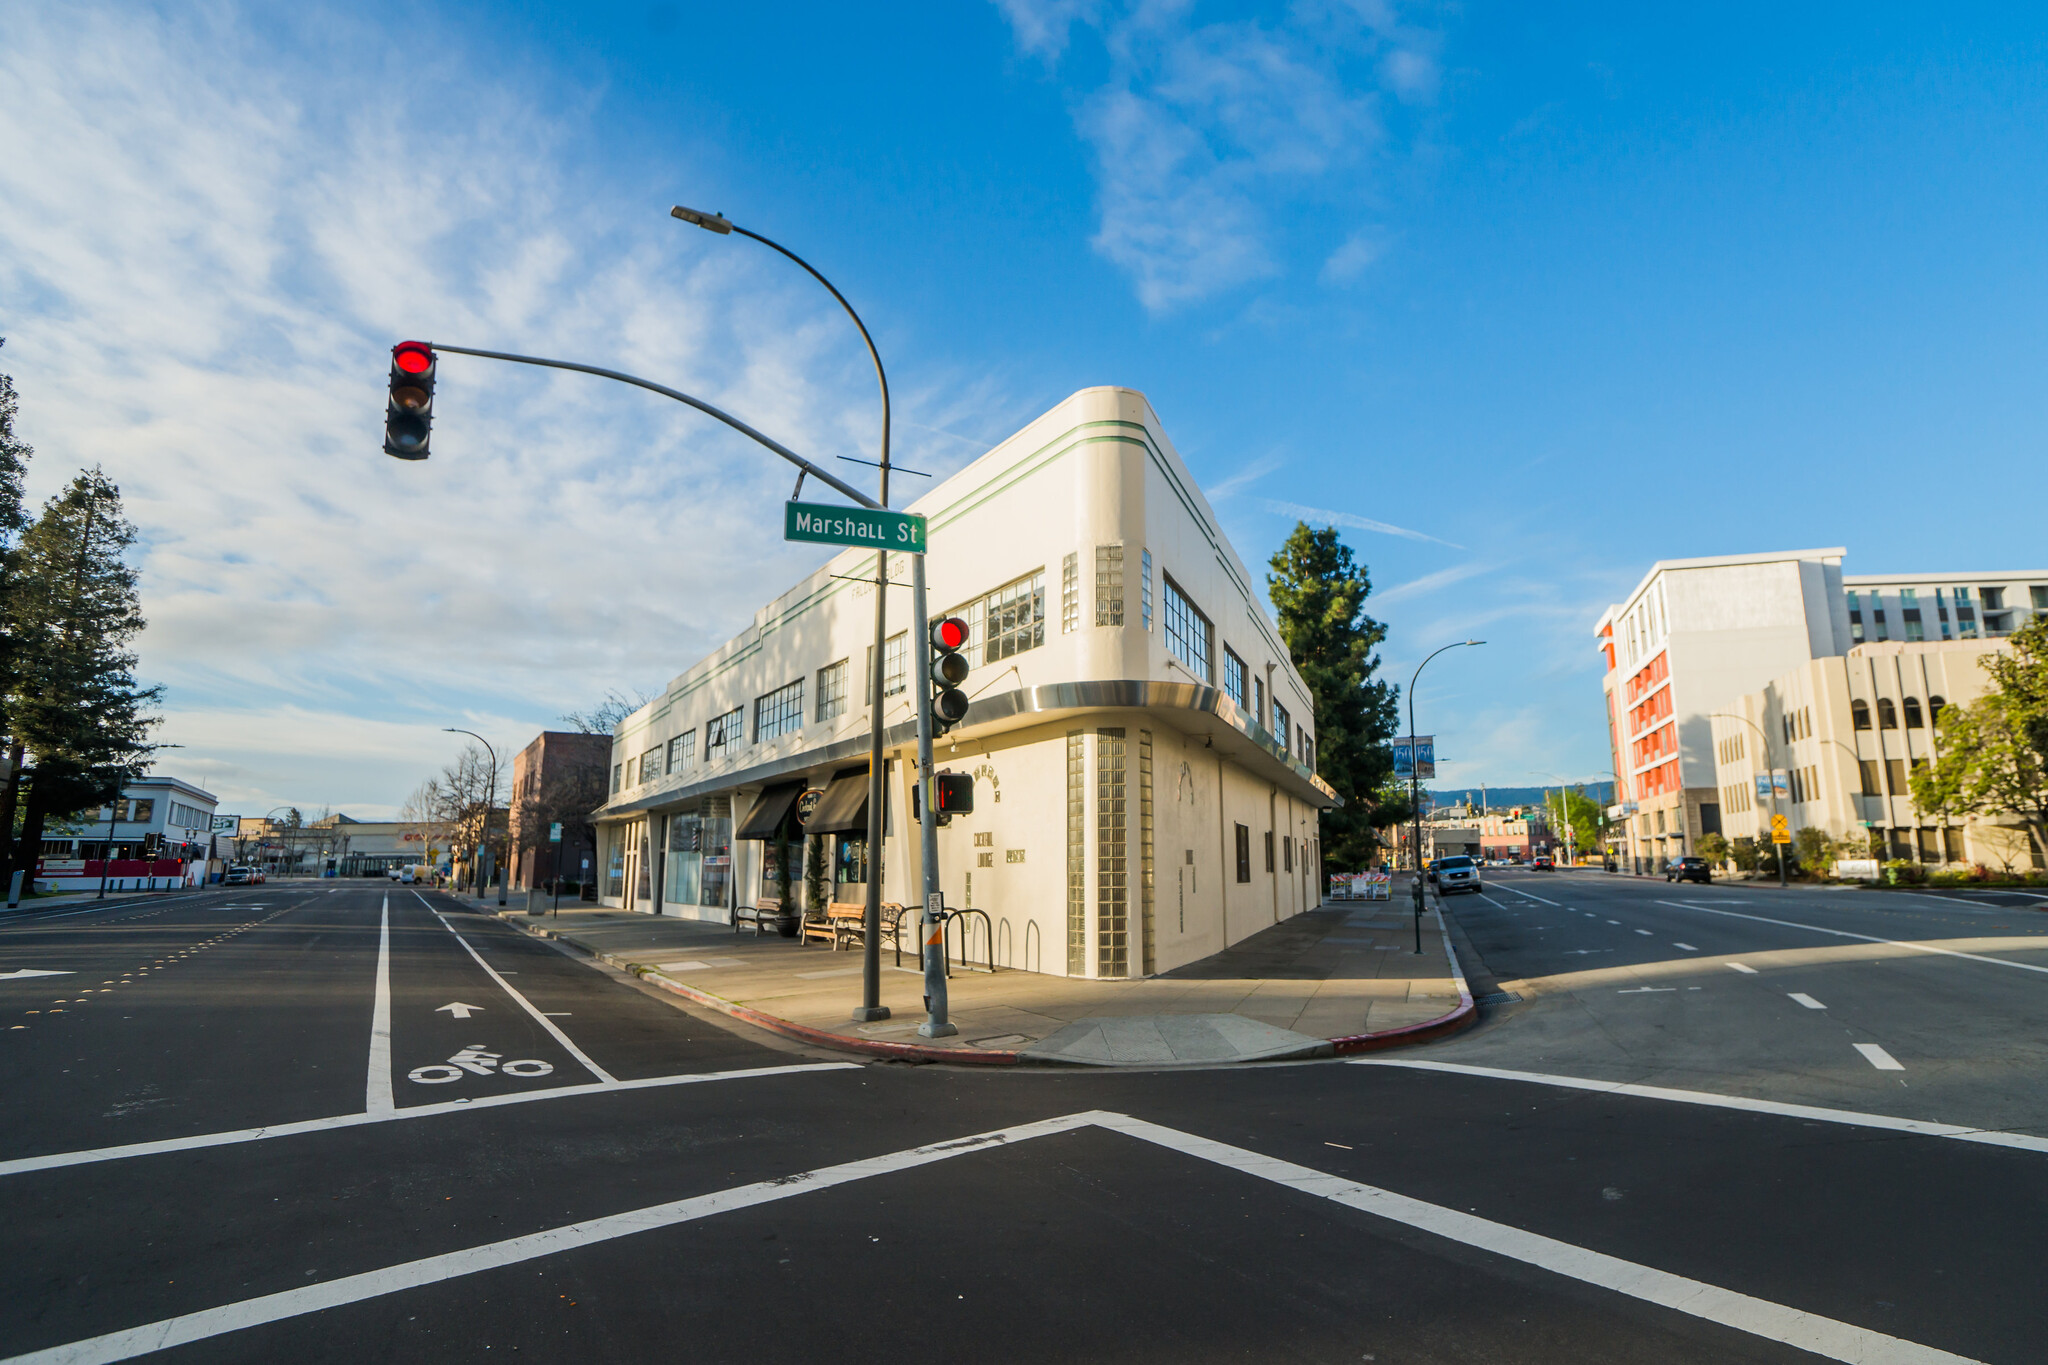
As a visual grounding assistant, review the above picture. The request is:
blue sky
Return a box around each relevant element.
[2,1,2045,817]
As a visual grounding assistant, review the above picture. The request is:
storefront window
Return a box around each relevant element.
[604,828,626,898]
[836,835,868,886]
[666,812,702,905]
[699,796,732,908]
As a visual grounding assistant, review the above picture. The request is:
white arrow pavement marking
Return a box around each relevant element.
[0,1110,1986,1365]
[0,969,73,980]
[435,1002,484,1019]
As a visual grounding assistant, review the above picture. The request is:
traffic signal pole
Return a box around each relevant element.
[909,554,955,1038]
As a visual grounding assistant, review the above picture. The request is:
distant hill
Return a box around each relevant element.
[1422,782,1614,811]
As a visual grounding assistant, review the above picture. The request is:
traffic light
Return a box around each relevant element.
[383,341,436,460]
[929,616,971,732]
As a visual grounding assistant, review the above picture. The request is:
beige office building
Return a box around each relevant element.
[592,387,1336,979]
[1711,638,2039,870]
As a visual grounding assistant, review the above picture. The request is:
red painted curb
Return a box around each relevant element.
[1326,903,1479,1055]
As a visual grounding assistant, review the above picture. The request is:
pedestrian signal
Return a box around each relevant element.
[384,341,436,460]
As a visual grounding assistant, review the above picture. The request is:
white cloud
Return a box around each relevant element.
[0,6,1005,814]
[1320,228,1383,284]
[1203,453,1282,504]
[1260,497,1465,550]
[999,2,1436,309]
[1373,560,1491,605]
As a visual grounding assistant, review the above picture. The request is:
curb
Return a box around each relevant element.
[1327,900,1477,1056]
[493,906,1478,1067]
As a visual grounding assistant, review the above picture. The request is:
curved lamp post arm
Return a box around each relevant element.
[1404,639,1484,952]
[442,728,501,882]
[427,343,882,512]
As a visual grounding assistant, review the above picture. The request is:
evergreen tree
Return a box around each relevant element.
[0,343,37,866]
[3,469,162,882]
[1267,523,1399,872]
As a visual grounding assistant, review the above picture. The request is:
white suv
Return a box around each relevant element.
[1435,855,1483,894]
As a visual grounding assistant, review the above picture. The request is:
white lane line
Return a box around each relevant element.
[1672,943,1698,952]
[1353,1059,2048,1155]
[0,1062,860,1179]
[1856,1043,1906,1071]
[1,1110,1985,1365]
[1103,1114,1981,1365]
[417,896,615,1085]
[366,896,393,1117]
[1727,962,1758,974]
[1654,900,2048,976]
[1606,919,1621,925]
[1633,929,1653,936]
[1514,887,1564,906]
[1788,993,1826,1010]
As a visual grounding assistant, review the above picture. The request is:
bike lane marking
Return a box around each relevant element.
[411,890,614,1085]
[365,896,394,1117]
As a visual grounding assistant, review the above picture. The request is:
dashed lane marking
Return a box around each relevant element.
[1788,993,1826,1010]
[1672,943,1698,952]
[0,1109,1984,1365]
[1855,1042,1905,1071]
[1653,900,2048,977]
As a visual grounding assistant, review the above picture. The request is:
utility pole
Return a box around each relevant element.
[909,559,955,1037]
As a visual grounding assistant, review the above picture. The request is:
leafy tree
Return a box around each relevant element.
[1729,836,1762,873]
[0,341,35,860]
[1696,832,1730,867]
[1910,690,2047,868]
[1980,616,2048,774]
[1543,787,1607,858]
[1267,524,1398,872]
[2,470,162,883]
[1793,825,1830,878]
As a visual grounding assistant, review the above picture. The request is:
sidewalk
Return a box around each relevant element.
[476,885,1472,1066]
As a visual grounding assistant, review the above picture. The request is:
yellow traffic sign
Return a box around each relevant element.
[1769,814,1791,845]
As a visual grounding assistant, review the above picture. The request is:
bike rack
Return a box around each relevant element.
[943,908,996,977]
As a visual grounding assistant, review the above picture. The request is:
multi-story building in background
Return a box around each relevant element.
[1598,550,2045,873]
[37,774,218,893]
[508,730,609,894]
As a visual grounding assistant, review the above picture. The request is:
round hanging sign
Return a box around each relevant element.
[795,789,826,825]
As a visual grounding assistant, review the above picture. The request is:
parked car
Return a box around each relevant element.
[1435,855,1484,894]
[1531,855,1555,870]
[1665,856,1711,884]
[224,865,251,885]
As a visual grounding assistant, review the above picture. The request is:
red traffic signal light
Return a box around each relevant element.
[384,341,436,460]
[929,616,971,730]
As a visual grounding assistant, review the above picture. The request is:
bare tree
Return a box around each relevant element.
[425,744,506,888]
[561,688,653,736]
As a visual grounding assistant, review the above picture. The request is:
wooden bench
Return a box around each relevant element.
[829,902,909,958]
[799,902,851,947]
[734,897,783,936]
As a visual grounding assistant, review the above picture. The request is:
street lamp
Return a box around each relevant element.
[1407,640,1483,952]
[1711,712,1787,889]
[443,729,502,903]
[673,204,899,1026]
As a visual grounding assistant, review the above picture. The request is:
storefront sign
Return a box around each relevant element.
[794,790,825,825]
[784,500,927,552]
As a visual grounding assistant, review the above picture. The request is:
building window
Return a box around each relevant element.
[754,679,805,742]
[866,633,908,702]
[1141,549,1153,631]
[1273,701,1290,753]
[1138,730,1155,975]
[1066,730,1086,976]
[1303,733,1316,771]
[705,706,744,760]
[1235,823,1251,882]
[1903,697,1923,728]
[1851,700,1871,731]
[1886,758,1907,795]
[1877,698,1897,729]
[1160,575,1213,682]
[667,731,696,773]
[1095,545,1125,626]
[1223,649,1247,711]
[1263,829,1274,873]
[611,764,622,794]
[983,570,1046,664]
[640,745,663,784]
[1929,695,1947,726]
[816,660,848,722]
[1954,586,1979,637]
[2033,586,2048,611]
[1859,760,1882,797]
[1283,835,1293,873]
[1097,727,1128,978]
[1061,552,1079,634]
[1981,587,2006,610]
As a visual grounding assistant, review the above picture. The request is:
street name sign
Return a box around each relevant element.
[785,500,926,553]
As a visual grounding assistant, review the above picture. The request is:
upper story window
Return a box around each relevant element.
[1929,694,1947,725]
[1903,697,1924,728]
[705,706,745,761]
[667,731,696,773]
[1061,553,1079,634]
[1095,544,1124,626]
[816,660,848,722]
[1161,574,1213,683]
[2032,586,2048,611]
[1851,699,1871,730]
[611,764,623,794]
[1981,587,2006,611]
[1253,674,1266,726]
[639,745,664,784]
[1141,549,1153,630]
[1273,701,1291,753]
[866,633,908,702]
[1223,648,1248,711]
[1876,697,1897,729]
[983,570,1046,664]
[754,679,805,743]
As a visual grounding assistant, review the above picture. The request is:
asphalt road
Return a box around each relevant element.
[3,877,2044,1363]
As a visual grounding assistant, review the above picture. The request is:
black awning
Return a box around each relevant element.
[803,769,872,837]
[735,781,806,841]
